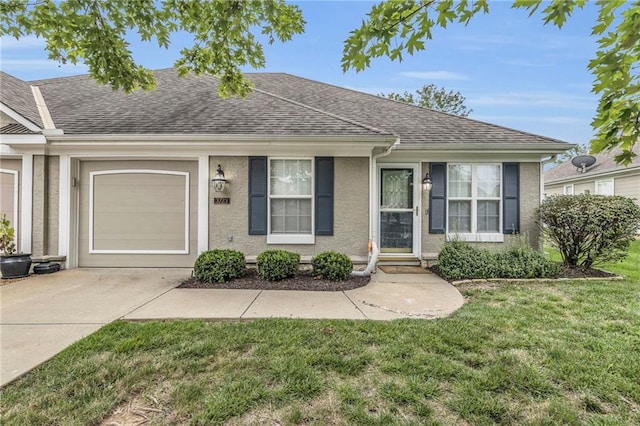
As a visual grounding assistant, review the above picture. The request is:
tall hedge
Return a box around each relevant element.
[537,194,640,267]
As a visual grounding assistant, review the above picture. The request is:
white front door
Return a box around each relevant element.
[378,165,420,256]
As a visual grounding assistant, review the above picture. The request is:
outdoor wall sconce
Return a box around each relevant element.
[212,164,227,192]
[422,173,433,191]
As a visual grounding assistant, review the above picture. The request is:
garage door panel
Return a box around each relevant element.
[79,161,198,267]
[92,211,186,251]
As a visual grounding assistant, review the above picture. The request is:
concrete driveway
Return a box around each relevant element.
[1,268,463,387]
[0,268,186,386]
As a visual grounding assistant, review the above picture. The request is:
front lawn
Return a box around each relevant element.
[1,244,639,425]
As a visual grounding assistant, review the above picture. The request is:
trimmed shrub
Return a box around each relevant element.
[494,245,563,279]
[538,194,640,267]
[256,249,300,281]
[436,240,562,281]
[436,240,496,280]
[311,251,353,281]
[193,249,246,283]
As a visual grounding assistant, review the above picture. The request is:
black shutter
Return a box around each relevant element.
[315,157,334,235]
[248,156,267,235]
[429,162,447,234]
[503,162,520,234]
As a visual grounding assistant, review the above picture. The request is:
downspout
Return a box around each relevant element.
[540,154,558,203]
[351,139,398,277]
[538,154,558,253]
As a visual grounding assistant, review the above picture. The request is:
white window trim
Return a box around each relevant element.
[0,168,19,248]
[89,169,190,254]
[267,157,315,245]
[595,178,614,196]
[564,184,574,195]
[446,163,504,242]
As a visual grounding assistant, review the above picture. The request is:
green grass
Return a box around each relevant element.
[545,239,640,280]
[1,244,639,425]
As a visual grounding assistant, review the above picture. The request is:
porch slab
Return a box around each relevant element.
[345,271,465,320]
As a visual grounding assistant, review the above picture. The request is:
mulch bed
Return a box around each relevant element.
[557,265,618,279]
[178,268,370,292]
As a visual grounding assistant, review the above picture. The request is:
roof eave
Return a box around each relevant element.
[392,142,574,154]
[545,164,640,185]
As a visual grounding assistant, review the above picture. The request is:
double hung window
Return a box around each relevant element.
[268,159,313,243]
[448,164,501,236]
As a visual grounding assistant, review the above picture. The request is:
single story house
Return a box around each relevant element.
[1,69,571,270]
[544,145,640,203]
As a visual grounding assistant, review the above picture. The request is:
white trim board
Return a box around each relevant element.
[88,169,190,254]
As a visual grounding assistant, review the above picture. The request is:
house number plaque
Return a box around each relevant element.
[214,197,230,205]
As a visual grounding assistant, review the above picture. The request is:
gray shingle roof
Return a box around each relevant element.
[0,123,39,134]
[22,68,572,146]
[31,70,389,137]
[544,144,640,183]
[248,73,568,146]
[0,72,43,128]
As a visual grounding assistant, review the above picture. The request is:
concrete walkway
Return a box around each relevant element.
[0,268,463,386]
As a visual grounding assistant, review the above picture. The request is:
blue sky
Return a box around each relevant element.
[0,1,600,146]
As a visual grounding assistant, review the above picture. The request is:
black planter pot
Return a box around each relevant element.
[1,253,32,279]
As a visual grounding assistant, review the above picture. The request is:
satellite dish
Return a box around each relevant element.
[571,155,596,173]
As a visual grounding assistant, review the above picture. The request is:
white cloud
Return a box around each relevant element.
[398,71,469,80]
[468,91,596,110]
[0,35,46,50]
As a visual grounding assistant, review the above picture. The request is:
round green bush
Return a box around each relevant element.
[437,240,496,280]
[311,251,353,281]
[193,249,246,283]
[256,249,300,281]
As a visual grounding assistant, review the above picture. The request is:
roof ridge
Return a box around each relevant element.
[252,86,394,137]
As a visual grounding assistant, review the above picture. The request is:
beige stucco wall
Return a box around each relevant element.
[31,155,47,257]
[421,162,541,254]
[46,156,59,255]
[209,156,369,260]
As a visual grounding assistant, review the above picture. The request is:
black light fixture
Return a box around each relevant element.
[212,164,227,192]
[422,172,432,191]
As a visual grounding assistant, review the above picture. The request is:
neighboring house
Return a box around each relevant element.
[544,145,640,204]
[0,69,571,270]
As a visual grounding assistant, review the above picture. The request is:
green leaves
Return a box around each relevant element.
[381,84,473,117]
[342,0,489,73]
[342,0,640,164]
[0,0,304,97]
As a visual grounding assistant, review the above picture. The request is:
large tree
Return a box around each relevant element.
[342,0,639,165]
[1,0,638,163]
[0,0,305,97]
[381,84,472,117]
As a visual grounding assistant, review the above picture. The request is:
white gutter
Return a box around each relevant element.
[44,133,396,144]
[392,142,574,154]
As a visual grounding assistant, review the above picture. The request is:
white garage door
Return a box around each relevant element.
[79,160,198,267]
